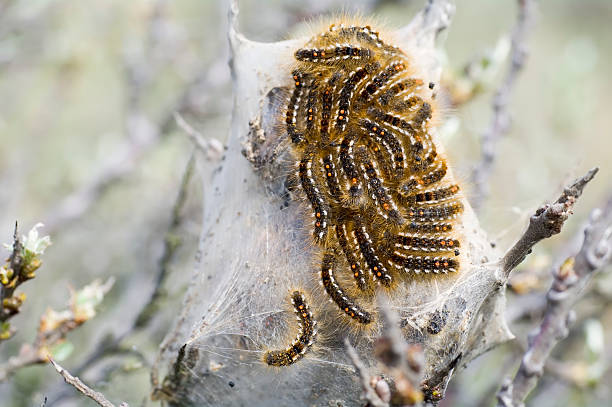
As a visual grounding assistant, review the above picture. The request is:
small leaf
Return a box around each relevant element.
[22,223,52,256]
[0,321,12,340]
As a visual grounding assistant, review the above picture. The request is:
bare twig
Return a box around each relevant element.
[0,343,43,382]
[498,194,612,406]
[174,113,224,161]
[133,152,196,329]
[501,168,598,278]
[345,338,388,407]
[151,185,209,393]
[43,90,185,235]
[49,358,125,407]
[77,152,195,356]
[344,300,426,407]
[0,222,24,325]
[1,222,52,342]
[471,0,535,212]
[44,151,198,405]
[43,0,167,234]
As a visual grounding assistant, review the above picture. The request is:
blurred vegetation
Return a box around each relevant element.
[0,0,610,406]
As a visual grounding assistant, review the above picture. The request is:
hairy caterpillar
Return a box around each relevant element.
[263,291,317,367]
[263,22,464,366]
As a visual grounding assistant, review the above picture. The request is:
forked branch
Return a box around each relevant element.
[498,192,612,406]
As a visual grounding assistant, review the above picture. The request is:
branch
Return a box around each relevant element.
[79,152,195,361]
[133,151,197,329]
[44,149,199,405]
[42,86,186,235]
[471,0,536,212]
[1,222,51,340]
[345,339,388,407]
[49,358,127,407]
[345,300,426,407]
[398,0,455,49]
[0,278,114,382]
[0,343,42,382]
[498,194,612,406]
[174,112,224,161]
[501,167,598,278]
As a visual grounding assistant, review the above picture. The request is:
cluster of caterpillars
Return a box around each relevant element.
[263,24,464,367]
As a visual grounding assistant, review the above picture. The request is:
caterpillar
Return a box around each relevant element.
[263,22,464,366]
[263,291,317,367]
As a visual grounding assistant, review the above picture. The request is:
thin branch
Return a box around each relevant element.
[498,194,612,406]
[345,338,388,407]
[0,221,23,325]
[376,300,424,405]
[398,0,455,49]
[0,278,114,382]
[174,112,224,161]
[0,343,42,382]
[344,300,426,407]
[501,167,598,278]
[43,150,198,405]
[80,153,195,359]
[133,152,196,329]
[43,88,184,235]
[49,358,125,407]
[471,0,535,212]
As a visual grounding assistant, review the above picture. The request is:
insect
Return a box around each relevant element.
[263,22,464,367]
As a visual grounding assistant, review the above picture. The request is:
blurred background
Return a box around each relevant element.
[0,0,610,406]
